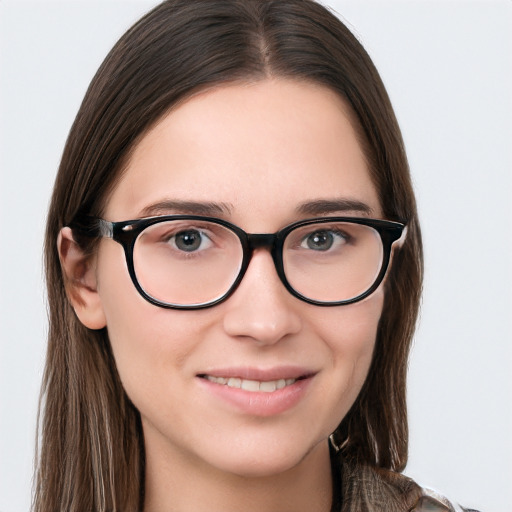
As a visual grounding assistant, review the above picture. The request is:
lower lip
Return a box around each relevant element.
[197,377,313,417]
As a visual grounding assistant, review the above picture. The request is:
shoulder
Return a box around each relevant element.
[411,487,481,512]
[339,458,480,512]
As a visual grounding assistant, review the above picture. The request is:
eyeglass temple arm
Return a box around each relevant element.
[69,216,114,239]
[95,218,115,239]
[395,225,408,247]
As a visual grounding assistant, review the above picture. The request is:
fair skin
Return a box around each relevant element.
[60,79,384,512]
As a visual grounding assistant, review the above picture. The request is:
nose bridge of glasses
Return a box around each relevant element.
[246,233,277,251]
[241,232,288,293]
[244,232,282,274]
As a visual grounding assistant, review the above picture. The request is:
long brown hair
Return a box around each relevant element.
[35,1,423,510]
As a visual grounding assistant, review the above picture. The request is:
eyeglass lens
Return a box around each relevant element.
[283,222,382,303]
[132,219,384,307]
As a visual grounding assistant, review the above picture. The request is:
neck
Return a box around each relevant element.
[143,433,333,512]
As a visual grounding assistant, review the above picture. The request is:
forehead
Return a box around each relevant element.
[106,79,381,227]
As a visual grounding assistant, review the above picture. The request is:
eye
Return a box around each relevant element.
[300,229,348,251]
[171,229,212,252]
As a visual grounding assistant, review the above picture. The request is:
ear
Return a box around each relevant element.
[58,227,107,330]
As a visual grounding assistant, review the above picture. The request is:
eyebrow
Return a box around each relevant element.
[139,199,233,217]
[138,197,373,219]
[296,198,374,216]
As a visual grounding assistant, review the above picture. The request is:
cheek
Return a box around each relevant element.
[319,287,383,358]
[94,242,203,404]
[315,288,384,419]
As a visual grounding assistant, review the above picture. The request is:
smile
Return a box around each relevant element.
[201,375,298,392]
[197,371,313,416]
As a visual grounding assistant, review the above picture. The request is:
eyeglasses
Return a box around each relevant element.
[71,215,406,309]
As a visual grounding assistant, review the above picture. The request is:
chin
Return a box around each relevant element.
[200,432,327,479]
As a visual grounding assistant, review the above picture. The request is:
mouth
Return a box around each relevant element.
[197,370,314,416]
[197,375,307,393]
[196,368,315,416]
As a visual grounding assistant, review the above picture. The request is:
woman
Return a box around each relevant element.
[34,1,479,511]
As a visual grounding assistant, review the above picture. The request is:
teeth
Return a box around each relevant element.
[260,381,277,392]
[227,377,241,388]
[205,375,297,392]
[241,379,260,391]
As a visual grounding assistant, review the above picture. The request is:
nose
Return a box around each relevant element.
[222,248,302,345]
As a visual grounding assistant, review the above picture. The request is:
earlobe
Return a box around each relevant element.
[58,227,107,330]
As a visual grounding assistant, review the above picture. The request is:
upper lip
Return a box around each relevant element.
[197,366,317,381]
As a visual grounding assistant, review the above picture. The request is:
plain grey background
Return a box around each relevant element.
[0,1,510,511]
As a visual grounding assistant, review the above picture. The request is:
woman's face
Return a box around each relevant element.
[77,79,384,477]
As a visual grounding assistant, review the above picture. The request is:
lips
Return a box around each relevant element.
[196,367,315,416]
[200,375,298,392]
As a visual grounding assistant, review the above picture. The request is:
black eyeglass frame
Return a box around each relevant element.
[71,215,406,309]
